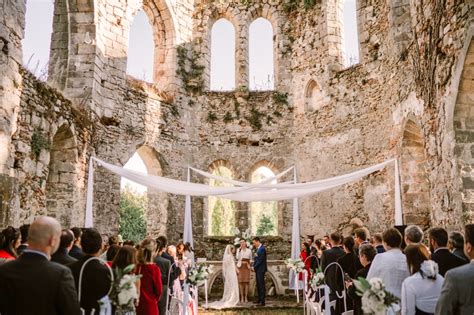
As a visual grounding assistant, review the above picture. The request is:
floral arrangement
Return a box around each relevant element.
[109,264,141,313]
[354,277,400,315]
[285,258,306,273]
[310,267,325,289]
[233,227,253,249]
[186,264,213,286]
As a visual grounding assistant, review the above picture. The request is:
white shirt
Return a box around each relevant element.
[367,248,410,299]
[236,248,252,261]
[401,272,444,315]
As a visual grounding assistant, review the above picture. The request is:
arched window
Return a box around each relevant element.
[341,0,360,67]
[23,0,54,80]
[305,80,325,112]
[127,10,154,82]
[208,166,236,236]
[250,166,278,236]
[120,152,148,242]
[249,18,274,91]
[210,18,236,91]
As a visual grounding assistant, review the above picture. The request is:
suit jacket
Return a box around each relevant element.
[69,245,84,260]
[253,245,267,273]
[16,244,28,256]
[52,247,77,266]
[348,263,371,315]
[435,261,474,315]
[375,245,385,254]
[452,248,469,263]
[154,254,171,286]
[69,256,112,314]
[431,248,467,277]
[0,251,80,315]
[321,246,345,292]
[338,252,359,278]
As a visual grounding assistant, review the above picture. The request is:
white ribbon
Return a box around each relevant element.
[183,283,190,315]
[204,279,209,308]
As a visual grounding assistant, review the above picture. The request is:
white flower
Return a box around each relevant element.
[369,277,384,292]
[117,282,138,306]
[377,290,386,300]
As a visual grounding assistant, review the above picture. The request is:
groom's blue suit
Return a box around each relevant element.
[253,244,267,305]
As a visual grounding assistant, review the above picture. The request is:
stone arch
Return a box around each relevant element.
[304,79,326,112]
[209,18,237,91]
[453,37,474,222]
[400,118,430,226]
[207,160,236,236]
[45,123,79,227]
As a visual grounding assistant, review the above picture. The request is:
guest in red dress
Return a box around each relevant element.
[299,242,311,281]
[0,226,21,261]
[136,239,163,315]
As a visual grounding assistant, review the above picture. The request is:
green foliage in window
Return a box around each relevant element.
[119,187,147,244]
[211,198,224,236]
[256,214,276,236]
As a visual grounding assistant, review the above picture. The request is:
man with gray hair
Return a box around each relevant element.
[0,216,80,315]
[404,225,424,245]
[449,231,469,262]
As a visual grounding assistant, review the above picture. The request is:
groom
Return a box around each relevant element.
[252,237,267,306]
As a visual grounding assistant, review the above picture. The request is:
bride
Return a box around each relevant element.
[208,245,240,309]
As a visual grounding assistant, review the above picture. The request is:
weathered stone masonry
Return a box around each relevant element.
[1,0,474,261]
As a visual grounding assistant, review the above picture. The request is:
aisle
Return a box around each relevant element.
[199,296,303,315]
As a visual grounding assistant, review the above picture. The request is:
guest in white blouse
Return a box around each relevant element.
[236,240,252,303]
[402,244,444,315]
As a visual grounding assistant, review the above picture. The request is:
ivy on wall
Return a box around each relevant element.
[176,45,205,94]
[31,129,50,159]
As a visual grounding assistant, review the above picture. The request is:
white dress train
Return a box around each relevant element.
[208,245,240,309]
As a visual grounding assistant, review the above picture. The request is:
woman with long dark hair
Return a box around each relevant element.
[299,242,311,281]
[136,239,162,315]
[0,226,21,261]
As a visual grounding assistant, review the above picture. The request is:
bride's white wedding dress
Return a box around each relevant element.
[208,245,240,309]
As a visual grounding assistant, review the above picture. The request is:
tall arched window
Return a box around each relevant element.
[305,80,325,112]
[127,10,154,82]
[249,18,274,91]
[208,165,236,236]
[341,0,360,67]
[210,19,236,91]
[250,166,278,236]
[23,0,54,80]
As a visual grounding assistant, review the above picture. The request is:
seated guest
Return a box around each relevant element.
[69,227,84,260]
[106,244,120,267]
[136,239,162,315]
[17,224,30,255]
[69,228,111,315]
[402,244,444,315]
[405,225,424,245]
[373,233,385,253]
[51,229,77,265]
[367,228,410,299]
[347,244,377,315]
[0,226,21,261]
[338,236,359,278]
[0,216,80,315]
[436,224,474,315]
[448,231,469,262]
[429,227,466,276]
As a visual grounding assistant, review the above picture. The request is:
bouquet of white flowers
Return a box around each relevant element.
[187,264,213,286]
[233,227,253,249]
[353,277,400,315]
[285,258,305,273]
[310,268,325,289]
[109,264,141,313]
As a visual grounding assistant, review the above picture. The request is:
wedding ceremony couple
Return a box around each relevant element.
[208,237,267,309]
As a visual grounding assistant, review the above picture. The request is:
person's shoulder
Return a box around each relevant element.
[445,262,474,279]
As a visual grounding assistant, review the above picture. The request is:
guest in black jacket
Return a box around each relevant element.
[155,239,172,315]
[69,227,84,260]
[448,231,470,262]
[429,227,467,276]
[69,228,111,315]
[338,236,360,279]
[347,244,377,315]
[16,224,30,256]
[321,232,345,314]
[51,229,77,266]
[373,233,385,254]
[0,216,80,315]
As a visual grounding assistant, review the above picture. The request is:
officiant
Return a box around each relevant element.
[236,239,252,303]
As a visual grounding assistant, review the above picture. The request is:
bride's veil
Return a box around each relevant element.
[209,244,240,309]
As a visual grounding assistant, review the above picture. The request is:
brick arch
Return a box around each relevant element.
[45,123,79,227]
[207,159,236,177]
[247,160,279,180]
[400,118,431,226]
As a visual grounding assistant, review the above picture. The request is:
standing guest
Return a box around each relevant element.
[0,226,21,261]
[156,236,181,294]
[176,242,185,260]
[106,244,121,267]
[401,244,444,315]
[51,229,77,265]
[112,245,140,307]
[69,227,84,260]
[321,232,345,313]
[436,224,474,315]
[69,228,112,315]
[123,240,135,247]
[405,225,424,246]
[136,239,162,315]
[236,239,252,303]
[184,242,195,267]
[346,244,377,315]
[429,227,467,277]
[354,228,369,254]
[448,231,469,263]
[373,233,385,253]
[154,239,171,315]
[323,235,332,249]
[252,237,267,307]
[367,228,410,299]
[17,224,30,255]
[338,236,359,278]
[299,242,311,281]
[0,216,80,315]
[167,245,185,297]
